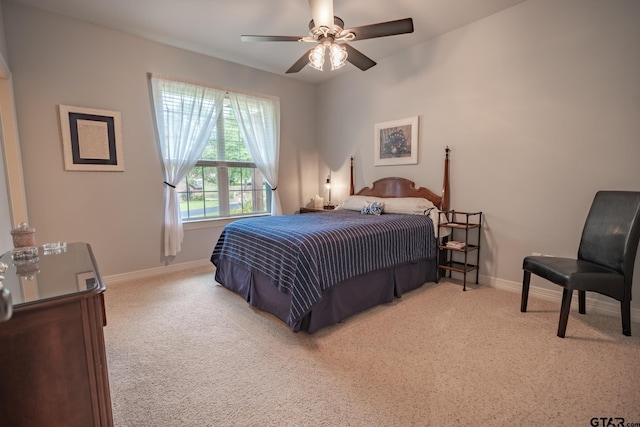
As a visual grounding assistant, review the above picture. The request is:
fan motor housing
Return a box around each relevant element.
[308,16,345,37]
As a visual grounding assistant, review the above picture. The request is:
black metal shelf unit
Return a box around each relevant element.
[438,211,483,291]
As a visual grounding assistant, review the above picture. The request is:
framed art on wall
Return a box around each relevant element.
[374,115,418,166]
[59,104,124,171]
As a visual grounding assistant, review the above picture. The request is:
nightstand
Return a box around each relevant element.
[299,206,335,213]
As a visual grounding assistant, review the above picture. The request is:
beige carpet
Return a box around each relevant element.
[103,267,640,426]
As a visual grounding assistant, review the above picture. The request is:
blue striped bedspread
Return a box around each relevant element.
[210,209,437,326]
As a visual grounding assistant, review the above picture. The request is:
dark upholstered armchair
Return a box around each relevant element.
[521,191,640,338]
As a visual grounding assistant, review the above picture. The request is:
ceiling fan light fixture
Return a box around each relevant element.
[329,43,347,70]
[308,43,326,71]
[242,1,414,75]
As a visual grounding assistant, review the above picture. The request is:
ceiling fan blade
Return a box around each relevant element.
[343,18,414,41]
[241,35,304,42]
[308,0,334,28]
[343,44,376,71]
[286,49,312,73]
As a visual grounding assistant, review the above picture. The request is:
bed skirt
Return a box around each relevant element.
[214,258,437,333]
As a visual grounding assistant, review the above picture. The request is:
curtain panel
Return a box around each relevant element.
[228,93,282,215]
[150,76,225,257]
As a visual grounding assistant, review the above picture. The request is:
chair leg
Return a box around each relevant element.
[521,271,531,312]
[622,300,631,336]
[578,290,586,315]
[557,288,573,338]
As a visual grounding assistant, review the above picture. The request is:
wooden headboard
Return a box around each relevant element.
[349,146,450,211]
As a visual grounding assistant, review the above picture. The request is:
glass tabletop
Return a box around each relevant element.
[0,242,103,307]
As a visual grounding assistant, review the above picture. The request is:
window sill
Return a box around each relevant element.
[183,213,270,231]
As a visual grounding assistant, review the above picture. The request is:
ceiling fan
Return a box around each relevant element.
[241,0,414,74]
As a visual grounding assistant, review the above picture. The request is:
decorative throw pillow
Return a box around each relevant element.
[361,201,384,216]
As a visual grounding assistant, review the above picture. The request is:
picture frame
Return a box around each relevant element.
[59,104,124,171]
[374,116,419,166]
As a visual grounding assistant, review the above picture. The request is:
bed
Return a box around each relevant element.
[211,149,451,333]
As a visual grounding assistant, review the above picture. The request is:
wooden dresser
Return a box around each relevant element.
[0,242,113,426]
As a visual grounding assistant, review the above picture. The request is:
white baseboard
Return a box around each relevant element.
[103,259,214,285]
[478,274,640,324]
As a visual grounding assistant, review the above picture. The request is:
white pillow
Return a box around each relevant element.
[382,197,435,215]
[340,195,386,211]
[341,195,436,215]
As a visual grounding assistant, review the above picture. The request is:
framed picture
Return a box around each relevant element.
[374,116,419,166]
[59,104,124,171]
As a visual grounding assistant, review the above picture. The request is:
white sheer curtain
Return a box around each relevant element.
[228,93,282,215]
[150,75,225,256]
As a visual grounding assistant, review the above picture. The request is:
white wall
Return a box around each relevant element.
[2,2,319,275]
[0,106,12,254]
[318,0,640,311]
[0,0,13,253]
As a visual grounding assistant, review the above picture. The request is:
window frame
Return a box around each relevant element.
[179,97,271,223]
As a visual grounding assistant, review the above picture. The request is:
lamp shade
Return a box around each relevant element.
[329,43,347,70]
[309,44,325,71]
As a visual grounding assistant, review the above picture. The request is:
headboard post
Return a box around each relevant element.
[350,156,355,196]
[442,146,450,211]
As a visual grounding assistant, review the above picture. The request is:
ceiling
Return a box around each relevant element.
[10,0,527,84]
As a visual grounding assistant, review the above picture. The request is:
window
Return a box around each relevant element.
[151,73,280,256]
[177,98,271,220]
